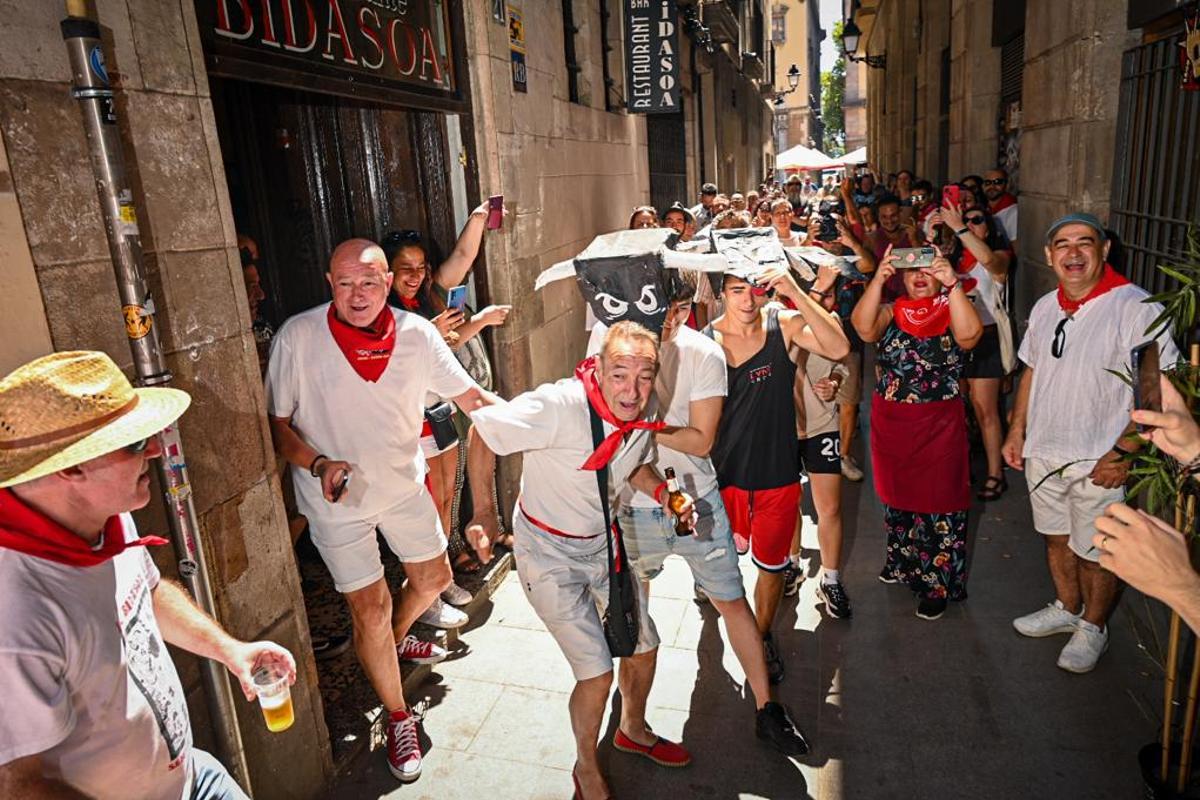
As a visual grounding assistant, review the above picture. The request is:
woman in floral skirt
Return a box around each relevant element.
[851,246,983,619]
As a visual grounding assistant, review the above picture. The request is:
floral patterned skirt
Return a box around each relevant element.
[882,506,969,601]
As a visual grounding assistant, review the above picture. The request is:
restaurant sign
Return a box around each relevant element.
[197,0,455,96]
[624,0,680,114]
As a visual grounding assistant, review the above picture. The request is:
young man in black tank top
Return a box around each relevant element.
[709,266,849,682]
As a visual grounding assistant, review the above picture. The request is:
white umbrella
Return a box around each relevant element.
[842,146,868,164]
[776,144,839,171]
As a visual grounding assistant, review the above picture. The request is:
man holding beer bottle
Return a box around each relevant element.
[0,351,295,800]
[586,275,812,757]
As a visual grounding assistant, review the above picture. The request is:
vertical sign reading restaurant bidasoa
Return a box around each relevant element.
[624,0,680,114]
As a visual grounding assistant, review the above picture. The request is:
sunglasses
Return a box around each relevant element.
[1051,317,1071,358]
[983,178,1006,186]
[964,215,986,225]
[911,194,928,202]
[382,229,423,246]
[125,437,151,454]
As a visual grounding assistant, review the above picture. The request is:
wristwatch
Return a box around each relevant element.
[954,226,969,237]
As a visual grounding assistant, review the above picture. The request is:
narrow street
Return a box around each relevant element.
[331,427,1163,800]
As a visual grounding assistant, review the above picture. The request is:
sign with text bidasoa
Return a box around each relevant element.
[624,0,680,114]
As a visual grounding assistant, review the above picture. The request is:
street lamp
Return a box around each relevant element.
[841,19,886,69]
[774,64,801,105]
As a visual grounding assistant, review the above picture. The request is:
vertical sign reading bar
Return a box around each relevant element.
[625,0,680,113]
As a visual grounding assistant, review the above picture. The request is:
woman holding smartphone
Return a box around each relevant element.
[852,247,983,620]
[382,206,513,593]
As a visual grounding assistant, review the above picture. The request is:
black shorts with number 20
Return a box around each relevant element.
[798,432,842,475]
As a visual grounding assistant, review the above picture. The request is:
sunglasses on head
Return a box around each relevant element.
[983,178,1006,186]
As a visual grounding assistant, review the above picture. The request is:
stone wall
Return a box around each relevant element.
[947,0,1001,180]
[0,2,331,797]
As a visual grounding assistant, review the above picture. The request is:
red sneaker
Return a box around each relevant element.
[397,635,446,665]
[612,729,691,767]
[386,709,422,783]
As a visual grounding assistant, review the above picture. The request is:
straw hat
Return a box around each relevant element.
[0,351,191,488]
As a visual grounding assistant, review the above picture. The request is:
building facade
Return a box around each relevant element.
[771,0,824,154]
[0,1,774,797]
[843,57,867,153]
[849,0,1200,327]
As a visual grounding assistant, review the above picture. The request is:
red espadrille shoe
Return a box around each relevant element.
[612,729,691,767]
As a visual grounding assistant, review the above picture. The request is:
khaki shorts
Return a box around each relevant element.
[1026,457,1124,563]
[836,350,863,406]
[513,513,659,681]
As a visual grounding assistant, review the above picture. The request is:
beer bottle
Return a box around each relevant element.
[664,467,692,536]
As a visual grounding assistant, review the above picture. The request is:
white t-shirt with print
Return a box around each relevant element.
[587,324,727,506]
[0,515,193,800]
[470,378,656,535]
[266,304,477,519]
[1018,283,1180,464]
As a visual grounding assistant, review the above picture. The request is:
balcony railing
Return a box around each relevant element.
[701,0,740,45]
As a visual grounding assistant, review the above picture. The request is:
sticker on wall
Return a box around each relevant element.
[1181,9,1200,91]
[122,304,152,340]
[508,4,527,93]
[88,45,109,86]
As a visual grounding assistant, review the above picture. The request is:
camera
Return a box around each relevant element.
[817,200,845,242]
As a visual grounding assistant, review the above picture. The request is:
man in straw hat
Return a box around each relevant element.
[265,238,498,783]
[0,350,295,800]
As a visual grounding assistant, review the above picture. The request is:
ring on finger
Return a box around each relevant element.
[1101,534,1110,549]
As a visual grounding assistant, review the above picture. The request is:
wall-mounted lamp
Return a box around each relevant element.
[841,19,886,69]
[773,64,802,105]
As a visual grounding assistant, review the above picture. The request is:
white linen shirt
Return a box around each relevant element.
[1018,283,1180,464]
[266,303,477,519]
[587,324,727,507]
[470,378,656,536]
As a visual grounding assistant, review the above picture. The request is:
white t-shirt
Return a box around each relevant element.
[266,304,477,519]
[994,203,1018,243]
[587,324,727,505]
[965,260,1001,326]
[0,515,193,800]
[470,378,656,534]
[1018,283,1180,463]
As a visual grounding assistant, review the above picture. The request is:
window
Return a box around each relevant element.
[771,6,787,44]
[562,0,581,104]
[599,0,620,111]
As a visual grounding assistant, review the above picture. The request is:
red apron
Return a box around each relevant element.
[870,395,970,514]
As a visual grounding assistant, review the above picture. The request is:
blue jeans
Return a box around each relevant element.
[191,750,249,800]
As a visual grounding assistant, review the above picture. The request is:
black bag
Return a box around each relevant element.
[424,401,459,450]
[588,404,640,658]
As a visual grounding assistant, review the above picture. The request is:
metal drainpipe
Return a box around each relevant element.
[59,6,253,794]
[692,32,705,185]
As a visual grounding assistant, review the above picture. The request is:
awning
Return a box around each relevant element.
[842,146,868,164]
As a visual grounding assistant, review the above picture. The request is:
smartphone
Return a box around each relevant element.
[892,247,937,268]
[486,195,504,230]
[447,285,468,310]
[331,470,351,502]
[942,184,962,208]
[1132,341,1162,431]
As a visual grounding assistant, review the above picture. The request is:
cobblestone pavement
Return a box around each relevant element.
[329,440,1169,799]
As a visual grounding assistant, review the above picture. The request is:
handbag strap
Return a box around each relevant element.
[587,403,622,575]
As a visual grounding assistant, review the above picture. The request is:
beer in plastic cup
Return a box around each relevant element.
[252,666,294,733]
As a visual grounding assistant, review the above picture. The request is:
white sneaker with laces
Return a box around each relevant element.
[1056,621,1109,674]
[417,597,468,629]
[441,581,472,607]
[1012,599,1082,638]
[386,712,422,782]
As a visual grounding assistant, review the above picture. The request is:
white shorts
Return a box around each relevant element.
[307,486,447,593]
[513,513,659,681]
[1026,457,1124,563]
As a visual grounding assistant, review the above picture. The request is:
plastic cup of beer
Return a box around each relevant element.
[252,666,294,733]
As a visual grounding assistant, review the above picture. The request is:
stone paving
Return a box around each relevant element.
[328,452,1171,799]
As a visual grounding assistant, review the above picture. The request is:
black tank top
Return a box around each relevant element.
[711,308,798,490]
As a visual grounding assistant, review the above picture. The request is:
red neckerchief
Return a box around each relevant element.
[396,295,420,311]
[0,489,166,567]
[893,294,952,337]
[990,193,1017,213]
[1056,264,1130,315]
[326,304,396,382]
[574,356,665,471]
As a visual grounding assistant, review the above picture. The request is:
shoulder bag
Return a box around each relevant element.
[588,403,640,658]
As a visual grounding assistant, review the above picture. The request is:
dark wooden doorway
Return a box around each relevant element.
[211,78,457,326]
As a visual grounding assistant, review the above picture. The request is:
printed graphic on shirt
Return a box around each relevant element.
[121,570,190,765]
[748,365,773,383]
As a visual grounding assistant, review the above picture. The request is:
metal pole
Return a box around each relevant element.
[60,10,252,794]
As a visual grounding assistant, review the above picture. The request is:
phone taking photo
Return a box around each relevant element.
[486,195,504,230]
[942,184,962,208]
[1132,341,1162,432]
[892,246,937,269]
[447,285,468,310]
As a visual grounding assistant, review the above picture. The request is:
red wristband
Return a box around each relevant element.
[653,482,667,504]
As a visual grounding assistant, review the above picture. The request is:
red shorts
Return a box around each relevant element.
[719,483,802,572]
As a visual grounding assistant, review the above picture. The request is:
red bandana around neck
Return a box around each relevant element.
[1056,264,1130,315]
[893,294,952,338]
[327,304,396,382]
[397,295,420,311]
[990,193,1017,213]
[575,356,665,471]
[0,489,167,567]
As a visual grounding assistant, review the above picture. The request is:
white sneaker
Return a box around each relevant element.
[1056,621,1109,674]
[1012,600,1081,638]
[441,581,472,607]
[840,456,864,482]
[417,597,468,629]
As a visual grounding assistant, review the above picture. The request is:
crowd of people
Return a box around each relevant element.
[0,157,1193,800]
